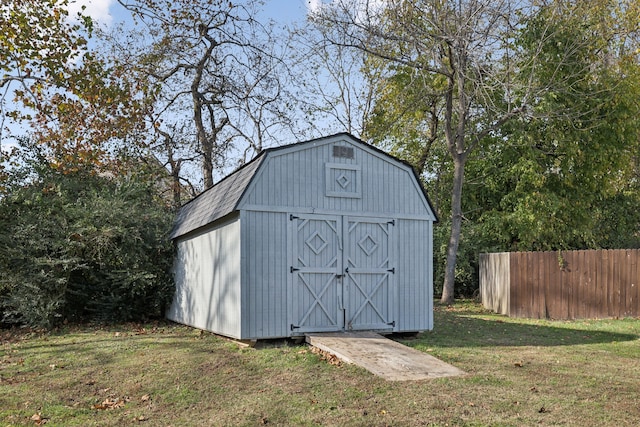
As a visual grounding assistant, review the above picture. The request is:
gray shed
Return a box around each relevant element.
[167,133,437,339]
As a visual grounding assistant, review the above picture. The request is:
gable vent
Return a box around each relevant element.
[333,145,354,159]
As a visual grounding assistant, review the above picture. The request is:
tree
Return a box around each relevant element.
[476,0,640,251]
[313,0,640,302]
[1,0,90,132]
[1,0,146,173]
[112,0,296,191]
[312,0,534,303]
[289,23,379,138]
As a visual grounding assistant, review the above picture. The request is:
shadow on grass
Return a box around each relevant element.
[411,304,640,348]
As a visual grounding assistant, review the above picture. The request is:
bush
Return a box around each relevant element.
[0,149,175,328]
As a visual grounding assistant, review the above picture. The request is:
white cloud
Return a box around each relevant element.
[67,0,115,27]
[306,0,388,21]
[306,0,323,15]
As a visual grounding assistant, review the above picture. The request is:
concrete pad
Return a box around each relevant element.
[305,331,465,381]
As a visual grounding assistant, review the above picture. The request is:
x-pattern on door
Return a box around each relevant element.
[345,217,395,330]
[289,214,395,333]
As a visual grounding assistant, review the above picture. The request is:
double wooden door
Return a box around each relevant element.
[289,214,396,333]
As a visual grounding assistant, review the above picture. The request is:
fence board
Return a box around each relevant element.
[481,249,640,320]
[479,253,510,315]
[547,251,562,319]
[633,253,639,317]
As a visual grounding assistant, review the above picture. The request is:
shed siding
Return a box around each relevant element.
[239,140,432,219]
[168,134,435,339]
[167,215,242,338]
[240,210,289,339]
[396,219,433,331]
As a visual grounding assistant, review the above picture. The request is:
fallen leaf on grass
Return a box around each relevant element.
[514,361,524,367]
[310,347,343,367]
[538,406,550,414]
[31,413,49,425]
[92,397,129,410]
[141,394,150,402]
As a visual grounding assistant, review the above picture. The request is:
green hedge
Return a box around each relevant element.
[0,153,175,328]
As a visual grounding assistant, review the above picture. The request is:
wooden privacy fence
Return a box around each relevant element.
[480,250,640,319]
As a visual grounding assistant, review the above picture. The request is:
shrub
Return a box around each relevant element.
[0,148,175,328]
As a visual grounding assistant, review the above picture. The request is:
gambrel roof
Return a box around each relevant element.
[170,133,437,240]
[170,155,265,239]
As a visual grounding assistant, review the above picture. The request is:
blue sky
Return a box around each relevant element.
[76,0,316,29]
[0,1,319,150]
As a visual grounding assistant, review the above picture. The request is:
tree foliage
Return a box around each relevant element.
[473,0,640,251]
[0,143,175,328]
[1,0,147,174]
[324,0,640,297]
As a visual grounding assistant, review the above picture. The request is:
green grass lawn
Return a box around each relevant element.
[1,301,639,426]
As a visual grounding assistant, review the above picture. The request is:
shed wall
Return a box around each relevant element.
[167,215,242,338]
[395,219,434,331]
[239,139,433,218]
[237,212,434,338]
[240,210,289,339]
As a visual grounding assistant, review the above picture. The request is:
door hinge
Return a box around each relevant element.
[290,266,300,273]
[290,324,300,331]
[387,219,395,226]
[387,268,395,274]
[289,214,299,221]
[387,320,396,327]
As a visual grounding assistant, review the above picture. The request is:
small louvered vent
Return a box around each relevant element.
[333,145,354,159]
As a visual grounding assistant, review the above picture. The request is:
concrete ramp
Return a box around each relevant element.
[305,331,465,381]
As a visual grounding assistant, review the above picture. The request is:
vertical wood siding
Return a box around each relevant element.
[167,215,242,337]
[171,135,435,339]
[234,136,435,337]
[395,219,433,331]
[479,253,510,315]
[480,250,640,319]
[239,212,434,338]
[241,210,289,339]
[239,140,433,218]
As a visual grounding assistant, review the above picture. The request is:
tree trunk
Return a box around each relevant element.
[441,151,467,304]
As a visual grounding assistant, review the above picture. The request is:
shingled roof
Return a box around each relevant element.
[169,154,266,239]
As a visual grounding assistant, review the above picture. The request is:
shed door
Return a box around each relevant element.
[290,214,344,333]
[290,214,395,333]
[344,217,395,331]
